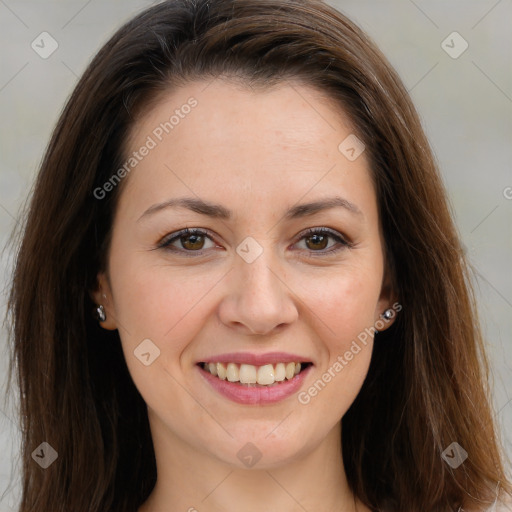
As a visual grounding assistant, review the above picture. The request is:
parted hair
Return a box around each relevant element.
[6,0,511,511]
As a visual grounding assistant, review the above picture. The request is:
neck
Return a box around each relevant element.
[139,412,366,512]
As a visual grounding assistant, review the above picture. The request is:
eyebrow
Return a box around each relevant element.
[137,195,362,222]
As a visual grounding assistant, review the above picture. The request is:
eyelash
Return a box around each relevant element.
[156,227,353,257]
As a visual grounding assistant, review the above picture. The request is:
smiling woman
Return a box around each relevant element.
[5,1,512,512]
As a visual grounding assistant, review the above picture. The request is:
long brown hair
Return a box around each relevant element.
[5,1,511,510]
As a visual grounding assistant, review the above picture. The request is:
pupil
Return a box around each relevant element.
[183,234,203,250]
[307,234,327,250]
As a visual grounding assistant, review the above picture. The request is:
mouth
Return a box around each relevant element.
[198,361,313,387]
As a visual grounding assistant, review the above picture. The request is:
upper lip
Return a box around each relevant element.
[198,352,313,366]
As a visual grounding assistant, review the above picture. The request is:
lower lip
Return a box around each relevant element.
[198,364,312,405]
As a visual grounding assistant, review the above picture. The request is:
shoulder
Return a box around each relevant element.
[490,498,512,511]
[467,497,512,512]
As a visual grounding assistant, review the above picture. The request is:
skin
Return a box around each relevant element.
[92,77,396,512]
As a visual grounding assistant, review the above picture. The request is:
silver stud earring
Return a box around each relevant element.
[381,308,394,321]
[95,305,106,322]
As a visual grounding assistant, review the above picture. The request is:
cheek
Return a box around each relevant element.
[110,248,383,358]
[108,259,219,414]
[295,296,376,421]
[108,248,224,361]
[297,262,383,341]
[294,264,382,399]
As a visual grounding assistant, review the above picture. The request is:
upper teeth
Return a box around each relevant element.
[204,362,302,386]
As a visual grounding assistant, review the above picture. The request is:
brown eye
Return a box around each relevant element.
[158,228,216,255]
[294,228,352,255]
[157,227,351,258]
[304,233,329,251]
[180,232,205,250]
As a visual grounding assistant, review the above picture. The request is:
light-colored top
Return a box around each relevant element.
[459,497,512,511]
[484,498,512,511]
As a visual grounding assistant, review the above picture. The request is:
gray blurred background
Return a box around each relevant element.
[0,1,511,510]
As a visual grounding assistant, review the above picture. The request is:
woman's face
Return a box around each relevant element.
[94,78,395,468]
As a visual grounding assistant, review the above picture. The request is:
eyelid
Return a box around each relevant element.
[156,227,218,253]
[156,226,353,256]
[296,227,352,246]
[292,226,354,255]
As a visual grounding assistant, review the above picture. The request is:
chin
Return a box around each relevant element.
[212,429,315,470]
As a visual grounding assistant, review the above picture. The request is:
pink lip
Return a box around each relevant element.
[198,363,313,405]
[199,352,311,366]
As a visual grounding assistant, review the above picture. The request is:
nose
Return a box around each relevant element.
[217,247,299,336]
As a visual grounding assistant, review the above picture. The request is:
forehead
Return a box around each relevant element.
[118,78,376,222]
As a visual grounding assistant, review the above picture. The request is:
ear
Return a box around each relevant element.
[90,272,118,330]
[374,265,400,332]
